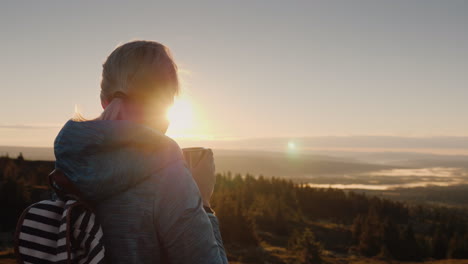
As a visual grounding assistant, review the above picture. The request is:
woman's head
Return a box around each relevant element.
[97,40,179,131]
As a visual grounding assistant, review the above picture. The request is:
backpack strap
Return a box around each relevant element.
[49,169,94,210]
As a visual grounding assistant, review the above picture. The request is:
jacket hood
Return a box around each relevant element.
[54,119,183,201]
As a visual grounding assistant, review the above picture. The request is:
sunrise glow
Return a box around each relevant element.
[166,97,194,136]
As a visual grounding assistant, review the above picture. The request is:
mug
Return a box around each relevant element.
[182,147,208,170]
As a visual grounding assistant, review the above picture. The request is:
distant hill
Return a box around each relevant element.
[213,149,396,177]
[331,151,468,168]
[0,146,396,177]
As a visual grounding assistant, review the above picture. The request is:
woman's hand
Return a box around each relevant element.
[191,149,216,208]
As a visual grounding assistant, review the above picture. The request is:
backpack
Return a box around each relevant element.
[14,169,106,264]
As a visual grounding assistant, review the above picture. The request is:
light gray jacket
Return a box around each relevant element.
[54,119,228,263]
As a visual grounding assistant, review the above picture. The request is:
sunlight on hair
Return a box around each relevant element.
[72,104,86,121]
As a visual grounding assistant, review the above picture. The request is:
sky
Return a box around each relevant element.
[0,1,467,150]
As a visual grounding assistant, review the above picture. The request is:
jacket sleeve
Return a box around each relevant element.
[153,159,228,264]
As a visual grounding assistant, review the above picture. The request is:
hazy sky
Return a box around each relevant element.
[1,1,467,147]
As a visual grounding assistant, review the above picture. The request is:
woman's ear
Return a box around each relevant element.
[101,99,109,109]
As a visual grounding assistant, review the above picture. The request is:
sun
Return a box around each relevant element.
[166,97,194,133]
[287,140,299,155]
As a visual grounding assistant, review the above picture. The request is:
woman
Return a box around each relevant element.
[53,41,228,263]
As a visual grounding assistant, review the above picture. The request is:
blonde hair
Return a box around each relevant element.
[74,40,179,121]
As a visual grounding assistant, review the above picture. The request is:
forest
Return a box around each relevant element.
[1,154,468,263]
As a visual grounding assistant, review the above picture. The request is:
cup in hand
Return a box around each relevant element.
[182,147,215,207]
[182,147,208,170]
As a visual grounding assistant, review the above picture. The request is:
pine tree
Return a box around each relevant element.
[351,215,363,243]
[399,224,422,261]
[432,228,449,259]
[17,152,24,161]
[447,233,468,259]
[380,218,399,258]
[358,210,382,256]
[289,228,323,264]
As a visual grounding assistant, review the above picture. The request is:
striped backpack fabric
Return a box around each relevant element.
[14,169,106,264]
